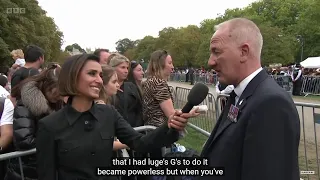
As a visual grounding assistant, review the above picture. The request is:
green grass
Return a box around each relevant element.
[176,115,213,155]
[177,126,208,154]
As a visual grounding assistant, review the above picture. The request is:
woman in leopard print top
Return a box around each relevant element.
[142,50,175,128]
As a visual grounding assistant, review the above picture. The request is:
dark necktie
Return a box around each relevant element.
[218,91,237,128]
[228,91,237,106]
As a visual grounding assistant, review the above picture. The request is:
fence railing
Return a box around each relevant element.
[169,84,320,180]
[302,76,320,96]
[170,73,320,96]
[1,85,320,180]
[0,126,163,180]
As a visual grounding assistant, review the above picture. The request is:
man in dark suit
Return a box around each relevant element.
[201,18,300,180]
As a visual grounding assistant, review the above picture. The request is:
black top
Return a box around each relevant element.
[36,97,179,180]
[113,82,143,127]
[11,67,39,88]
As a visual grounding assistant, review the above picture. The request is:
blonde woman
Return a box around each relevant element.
[109,54,143,127]
[95,65,128,150]
[142,50,176,157]
[142,50,175,127]
[10,49,25,70]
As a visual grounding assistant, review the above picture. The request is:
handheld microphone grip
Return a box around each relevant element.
[180,83,209,113]
[181,102,194,113]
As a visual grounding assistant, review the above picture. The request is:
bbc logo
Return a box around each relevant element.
[6,8,26,14]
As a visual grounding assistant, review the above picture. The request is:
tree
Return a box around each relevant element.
[116,0,320,67]
[65,43,86,53]
[115,38,137,54]
[0,0,63,66]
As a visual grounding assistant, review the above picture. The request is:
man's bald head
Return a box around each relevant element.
[214,18,263,59]
[208,18,264,86]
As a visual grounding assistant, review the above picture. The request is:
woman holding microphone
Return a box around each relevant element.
[36,54,198,180]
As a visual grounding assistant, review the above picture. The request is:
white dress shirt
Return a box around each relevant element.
[233,67,263,105]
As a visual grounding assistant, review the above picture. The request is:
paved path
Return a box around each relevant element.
[168,81,320,144]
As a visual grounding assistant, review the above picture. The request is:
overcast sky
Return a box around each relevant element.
[37,0,257,51]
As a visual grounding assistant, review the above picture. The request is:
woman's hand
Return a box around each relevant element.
[168,108,200,131]
[184,107,200,118]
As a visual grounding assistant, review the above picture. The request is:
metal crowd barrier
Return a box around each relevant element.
[0,125,161,180]
[174,86,216,133]
[301,76,320,96]
[270,75,293,93]
[170,84,320,180]
[170,73,320,96]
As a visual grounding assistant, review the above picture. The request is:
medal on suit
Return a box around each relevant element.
[227,104,239,123]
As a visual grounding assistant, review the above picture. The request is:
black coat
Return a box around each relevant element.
[36,98,180,180]
[5,81,53,180]
[200,70,300,180]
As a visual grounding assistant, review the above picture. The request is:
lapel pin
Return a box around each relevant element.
[239,99,243,105]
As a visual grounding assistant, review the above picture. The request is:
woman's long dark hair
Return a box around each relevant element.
[127,61,142,97]
[11,64,63,111]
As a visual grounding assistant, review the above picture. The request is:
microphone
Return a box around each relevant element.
[181,83,209,113]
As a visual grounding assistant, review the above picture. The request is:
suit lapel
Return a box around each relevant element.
[236,70,269,107]
[201,96,233,156]
[201,70,269,155]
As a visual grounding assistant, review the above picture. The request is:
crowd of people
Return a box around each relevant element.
[0,17,303,180]
[172,62,320,96]
[0,45,199,180]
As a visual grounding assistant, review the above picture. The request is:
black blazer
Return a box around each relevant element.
[200,70,300,180]
[113,82,143,127]
[36,102,179,180]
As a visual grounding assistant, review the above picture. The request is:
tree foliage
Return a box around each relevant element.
[65,43,86,53]
[116,0,319,67]
[0,0,64,66]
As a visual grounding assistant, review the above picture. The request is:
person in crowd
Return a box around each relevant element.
[127,60,144,96]
[215,81,234,95]
[6,65,63,180]
[215,81,234,112]
[106,52,119,65]
[93,48,110,64]
[189,67,195,85]
[0,76,14,180]
[11,45,44,91]
[0,75,10,98]
[95,65,119,105]
[95,65,128,150]
[185,68,189,82]
[36,53,198,180]
[109,54,143,128]
[0,66,9,77]
[142,50,176,158]
[201,18,300,180]
[10,49,25,70]
[292,64,303,96]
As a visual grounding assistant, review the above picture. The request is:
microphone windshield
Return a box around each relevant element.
[187,83,209,106]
